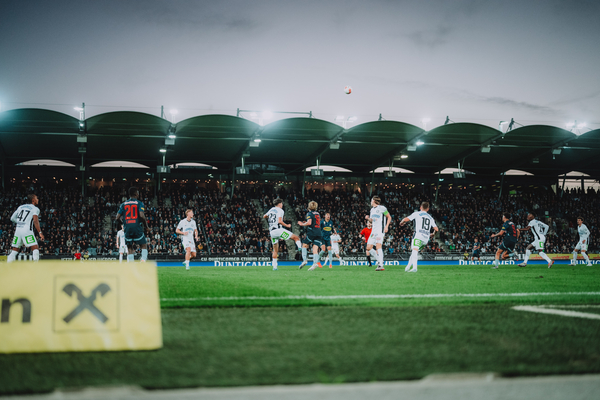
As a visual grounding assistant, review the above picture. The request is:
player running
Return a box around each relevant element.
[518,212,554,268]
[263,198,302,271]
[365,196,392,271]
[321,213,334,268]
[572,217,592,266]
[116,224,128,263]
[327,228,344,266]
[176,209,199,270]
[400,202,438,273]
[7,194,44,262]
[298,201,324,271]
[490,212,519,269]
[360,221,374,266]
[471,238,481,262]
[116,187,150,262]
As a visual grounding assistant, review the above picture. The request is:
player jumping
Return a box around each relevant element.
[518,212,554,268]
[400,202,438,273]
[365,196,391,271]
[298,201,324,271]
[490,212,519,269]
[263,198,302,271]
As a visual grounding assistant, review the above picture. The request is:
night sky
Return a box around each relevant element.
[1,0,599,130]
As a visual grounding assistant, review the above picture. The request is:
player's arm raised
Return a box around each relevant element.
[32,214,44,241]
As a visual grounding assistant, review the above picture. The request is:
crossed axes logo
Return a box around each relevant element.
[62,283,111,324]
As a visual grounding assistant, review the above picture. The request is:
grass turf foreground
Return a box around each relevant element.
[1,305,600,394]
[1,264,600,394]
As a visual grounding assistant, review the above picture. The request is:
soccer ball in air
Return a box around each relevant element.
[344,86,352,94]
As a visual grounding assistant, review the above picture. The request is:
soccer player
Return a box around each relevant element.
[298,201,324,271]
[471,238,481,262]
[176,209,199,270]
[329,228,344,265]
[116,224,128,263]
[400,202,438,273]
[7,194,44,262]
[263,198,302,271]
[518,212,554,268]
[572,217,592,266]
[365,196,392,271]
[115,187,150,262]
[360,222,374,266]
[321,213,334,268]
[490,212,519,269]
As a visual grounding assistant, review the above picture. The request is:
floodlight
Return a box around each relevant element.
[168,133,176,139]
[401,154,408,159]
[159,147,167,153]
[481,146,491,153]
[407,144,417,152]
[416,141,424,146]
[551,148,562,155]
[329,142,340,150]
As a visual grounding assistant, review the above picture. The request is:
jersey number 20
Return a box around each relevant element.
[124,204,138,221]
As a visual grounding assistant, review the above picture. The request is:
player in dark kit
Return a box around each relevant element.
[490,212,519,269]
[298,201,324,271]
[321,213,334,268]
[116,187,150,262]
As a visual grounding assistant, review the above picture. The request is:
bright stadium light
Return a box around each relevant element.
[400,154,408,159]
[416,141,424,146]
[159,147,167,153]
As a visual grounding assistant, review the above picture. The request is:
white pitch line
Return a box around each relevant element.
[160,291,600,302]
[512,305,600,320]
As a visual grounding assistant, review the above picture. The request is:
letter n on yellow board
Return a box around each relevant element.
[0,262,162,353]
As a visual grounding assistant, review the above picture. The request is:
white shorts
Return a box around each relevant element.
[119,245,128,254]
[12,229,38,248]
[367,233,384,246]
[270,228,293,244]
[575,240,588,252]
[182,239,196,251]
[331,245,340,255]
[530,237,546,251]
[411,234,430,251]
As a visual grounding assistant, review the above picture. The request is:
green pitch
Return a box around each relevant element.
[1,264,600,395]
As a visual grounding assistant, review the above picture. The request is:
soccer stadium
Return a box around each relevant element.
[2,1,600,399]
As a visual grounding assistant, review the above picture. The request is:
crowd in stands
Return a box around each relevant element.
[1,183,598,259]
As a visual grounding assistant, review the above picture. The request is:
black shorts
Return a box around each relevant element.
[499,239,516,252]
[322,238,332,248]
[472,250,480,257]
[302,234,324,248]
[125,227,147,245]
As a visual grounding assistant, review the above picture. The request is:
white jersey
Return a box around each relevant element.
[408,211,437,239]
[265,207,285,231]
[330,233,341,246]
[117,230,127,247]
[370,205,389,235]
[177,218,198,241]
[11,203,40,232]
[528,219,548,241]
[578,224,590,241]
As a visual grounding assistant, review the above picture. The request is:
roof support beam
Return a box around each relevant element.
[368,130,428,173]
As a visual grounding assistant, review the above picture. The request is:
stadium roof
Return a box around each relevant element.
[1,108,599,178]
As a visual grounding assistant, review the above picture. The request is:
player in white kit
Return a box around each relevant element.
[572,217,592,266]
[518,212,554,268]
[329,229,344,265]
[263,198,302,271]
[116,224,128,263]
[400,202,438,273]
[176,209,199,270]
[365,196,391,271]
[7,194,44,262]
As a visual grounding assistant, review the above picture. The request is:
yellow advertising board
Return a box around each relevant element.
[0,262,162,353]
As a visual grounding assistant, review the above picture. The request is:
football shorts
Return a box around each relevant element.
[411,234,429,251]
[182,238,196,251]
[575,239,588,252]
[302,234,324,248]
[270,228,293,244]
[531,237,546,251]
[119,245,128,254]
[499,238,517,252]
[331,244,340,254]
[11,229,38,248]
[367,233,384,246]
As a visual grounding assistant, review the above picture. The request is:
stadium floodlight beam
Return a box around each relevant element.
[159,147,167,153]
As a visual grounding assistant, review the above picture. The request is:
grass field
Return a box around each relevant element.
[1,263,600,395]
